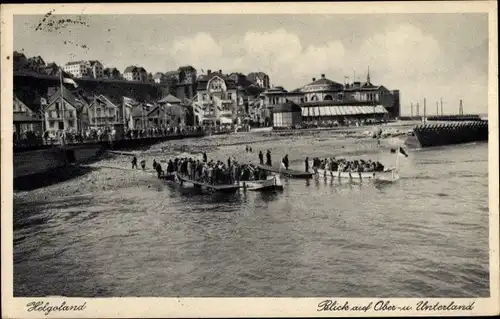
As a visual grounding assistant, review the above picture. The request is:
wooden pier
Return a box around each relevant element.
[175,174,241,193]
[252,163,314,179]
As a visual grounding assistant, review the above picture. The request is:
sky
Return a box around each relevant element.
[14,13,489,115]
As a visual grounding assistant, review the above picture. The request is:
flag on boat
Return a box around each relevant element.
[398,147,408,157]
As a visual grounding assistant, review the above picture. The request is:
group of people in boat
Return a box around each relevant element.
[133,152,272,185]
[305,157,385,173]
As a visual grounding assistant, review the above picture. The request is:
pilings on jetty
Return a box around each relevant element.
[405,121,488,148]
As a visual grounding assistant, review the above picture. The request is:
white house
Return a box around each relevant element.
[44,87,84,134]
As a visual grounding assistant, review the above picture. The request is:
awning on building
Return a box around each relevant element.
[301,105,388,117]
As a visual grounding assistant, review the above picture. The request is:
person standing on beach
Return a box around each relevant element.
[282,154,289,170]
[259,151,264,165]
[203,152,207,163]
[132,156,138,169]
[245,145,249,152]
[156,162,163,178]
[305,157,309,172]
[266,150,272,166]
[140,159,146,170]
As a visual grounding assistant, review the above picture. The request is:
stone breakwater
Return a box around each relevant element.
[405,121,488,148]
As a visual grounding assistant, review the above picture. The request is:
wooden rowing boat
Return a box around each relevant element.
[242,175,284,191]
[168,173,241,193]
[315,168,399,182]
[251,163,314,179]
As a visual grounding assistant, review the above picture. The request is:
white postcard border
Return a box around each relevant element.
[1,2,498,318]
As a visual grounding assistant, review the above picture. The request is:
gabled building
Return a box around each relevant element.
[247,72,271,89]
[43,62,59,76]
[123,66,148,82]
[343,68,400,117]
[44,87,87,134]
[87,60,104,79]
[13,51,28,71]
[63,61,88,78]
[26,56,46,73]
[153,72,168,84]
[194,69,238,125]
[147,102,185,127]
[103,67,122,80]
[87,95,122,129]
[13,95,43,136]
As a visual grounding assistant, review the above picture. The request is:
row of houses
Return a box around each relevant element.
[13,87,189,139]
[13,52,272,94]
[193,68,400,126]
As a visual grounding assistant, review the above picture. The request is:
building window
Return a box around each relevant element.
[49,121,54,128]
[68,120,74,127]
[228,93,232,100]
[203,94,207,100]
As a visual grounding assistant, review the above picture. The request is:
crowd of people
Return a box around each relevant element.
[306,157,385,173]
[132,152,271,185]
[124,125,204,139]
[14,125,208,149]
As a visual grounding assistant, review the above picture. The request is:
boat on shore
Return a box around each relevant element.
[159,172,284,192]
[242,175,284,191]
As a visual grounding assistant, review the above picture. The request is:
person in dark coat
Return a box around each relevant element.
[153,159,157,170]
[140,159,146,170]
[282,154,289,170]
[203,152,207,163]
[245,145,249,152]
[266,150,272,166]
[132,156,138,169]
[156,163,163,178]
[258,151,264,165]
[305,157,309,172]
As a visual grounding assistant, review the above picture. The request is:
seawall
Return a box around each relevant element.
[13,131,206,190]
[404,121,488,148]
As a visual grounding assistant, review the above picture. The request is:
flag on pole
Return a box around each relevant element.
[60,70,78,88]
[123,96,138,107]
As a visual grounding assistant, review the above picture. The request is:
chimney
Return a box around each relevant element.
[207,69,211,75]
[312,77,316,82]
[321,74,325,78]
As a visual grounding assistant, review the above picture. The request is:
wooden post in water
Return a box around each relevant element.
[440,97,444,116]
[459,100,463,115]
[436,101,439,116]
[416,102,420,116]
